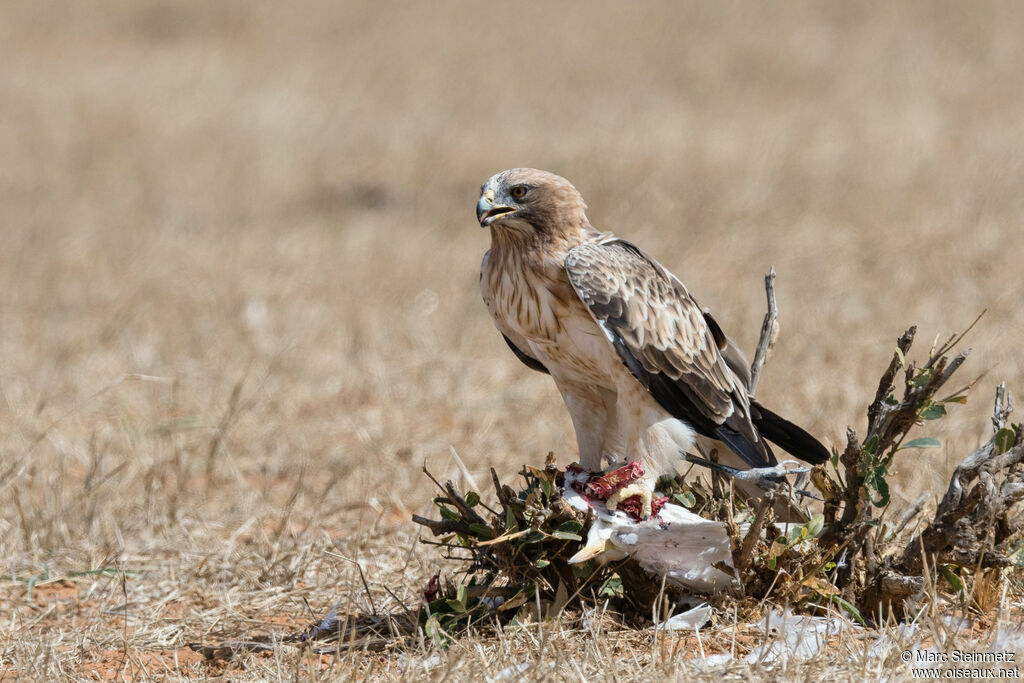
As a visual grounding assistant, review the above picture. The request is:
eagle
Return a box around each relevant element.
[477,168,829,517]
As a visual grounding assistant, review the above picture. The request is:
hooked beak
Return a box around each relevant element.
[477,190,516,227]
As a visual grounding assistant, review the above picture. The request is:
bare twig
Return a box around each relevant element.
[736,494,773,570]
[866,327,916,435]
[748,267,778,397]
[926,310,985,366]
[411,514,469,536]
[992,382,1012,433]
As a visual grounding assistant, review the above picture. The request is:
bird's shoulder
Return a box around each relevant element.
[564,235,746,416]
[564,237,702,331]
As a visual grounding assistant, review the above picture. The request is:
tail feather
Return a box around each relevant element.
[713,424,777,469]
[750,401,830,464]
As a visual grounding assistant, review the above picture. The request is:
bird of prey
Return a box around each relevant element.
[477,168,829,517]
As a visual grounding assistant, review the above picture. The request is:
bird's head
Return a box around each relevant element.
[476,168,589,236]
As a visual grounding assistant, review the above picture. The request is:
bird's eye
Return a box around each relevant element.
[510,185,528,200]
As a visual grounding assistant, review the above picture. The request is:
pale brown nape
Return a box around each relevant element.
[493,168,592,237]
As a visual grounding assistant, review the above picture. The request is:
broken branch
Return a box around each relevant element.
[748,266,778,397]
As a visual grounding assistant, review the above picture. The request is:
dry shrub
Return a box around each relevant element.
[409,317,1024,643]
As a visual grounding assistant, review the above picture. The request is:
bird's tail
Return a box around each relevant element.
[750,401,830,464]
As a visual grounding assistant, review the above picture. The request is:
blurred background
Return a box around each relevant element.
[1,1,1023,667]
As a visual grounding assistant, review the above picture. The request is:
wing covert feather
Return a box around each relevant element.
[565,241,738,419]
[565,239,773,467]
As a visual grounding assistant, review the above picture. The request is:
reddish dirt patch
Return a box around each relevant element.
[32,579,82,605]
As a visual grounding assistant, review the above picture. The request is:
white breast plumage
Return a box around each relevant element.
[483,249,566,344]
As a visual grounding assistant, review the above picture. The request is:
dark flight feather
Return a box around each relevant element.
[750,401,830,464]
[503,334,549,374]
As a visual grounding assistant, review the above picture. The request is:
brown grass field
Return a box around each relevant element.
[2,1,1023,680]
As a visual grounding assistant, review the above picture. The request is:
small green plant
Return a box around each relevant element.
[413,456,672,643]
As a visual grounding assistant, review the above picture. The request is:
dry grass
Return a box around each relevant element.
[2,1,1024,679]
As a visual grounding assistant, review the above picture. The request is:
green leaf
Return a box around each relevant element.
[673,491,697,508]
[806,513,825,538]
[428,597,452,614]
[830,449,840,469]
[424,615,444,644]
[767,555,777,570]
[860,448,891,507]
[535,559,550,569]
[521,530,547,545]
[920,404,947,420]
[900,437,941,450]
[911,371,932,387]
[446,598,466,613]
[598,576,623,598]
[572,563,597,580]
[505,507,519,533]
[995,428,1017,455]
[555,520,583,534]
[465,491,480,508]
[828,595,866,626]
[939,564,966,610]
[437,505,461,522]
[468,523,495,539]
[552,530,583,541]
[867,476,890,507]
[862,435,879,455]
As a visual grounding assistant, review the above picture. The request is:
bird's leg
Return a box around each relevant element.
[556,382,611,473]
[683,454,820,499]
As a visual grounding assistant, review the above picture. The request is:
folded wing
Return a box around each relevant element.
[565,239,776,469]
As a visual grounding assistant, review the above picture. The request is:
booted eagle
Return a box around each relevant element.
[477,168,829,516]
